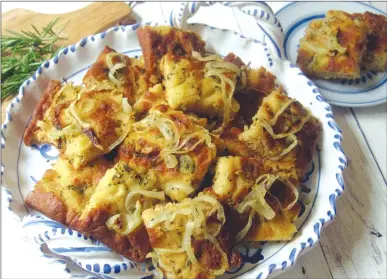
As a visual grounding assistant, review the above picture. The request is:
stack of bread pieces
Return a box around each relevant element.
[24,26,321,279]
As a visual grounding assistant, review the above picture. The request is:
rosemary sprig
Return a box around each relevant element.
[1,18,69,100]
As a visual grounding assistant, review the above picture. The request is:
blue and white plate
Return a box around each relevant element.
[1,2,346,279]
[276,2,387,107]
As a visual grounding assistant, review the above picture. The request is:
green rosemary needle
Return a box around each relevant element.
[1,18,69,100]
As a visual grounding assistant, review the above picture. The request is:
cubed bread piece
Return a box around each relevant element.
[239,87,321,179]
[160,53,240,132]
[118,104,217,201]
[25,158,169,262]
[224,53,276,94]
[24,81,134,169]
[24,80,76,147]
[224,53,276,128]
[83,46,148,104]
[297,10,367,79]
[142,193,238,279]
[212,156,300,242]
[24,47,146,169]
[246,203,300,241]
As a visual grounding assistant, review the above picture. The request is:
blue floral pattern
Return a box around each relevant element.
[32,144,59,161]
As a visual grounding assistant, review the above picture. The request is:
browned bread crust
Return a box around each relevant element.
[23,80,62,146]
[296,10,368,79]
[26,189,150,261]
[137,26,206,76]
[26,188,67,223]
[83,46,147,104]
[246,67,276,94]
[25,163,151,262]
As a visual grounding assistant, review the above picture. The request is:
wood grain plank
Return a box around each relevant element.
[351,104,387,180]
[275,244,333,279]
[319,107,386,279]
[1,2,133,46]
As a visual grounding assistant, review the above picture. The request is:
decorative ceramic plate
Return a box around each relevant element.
[1,3,347,279]
[276,1,387,107]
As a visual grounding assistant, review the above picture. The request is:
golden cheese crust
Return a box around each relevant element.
[246,67,277,94]
[25,158,152,262]
[142,192,240,279]
[239,87,321,180]
[212,156,300,242]
[359,12,387,72]
[118,104,217,201]
[160,53,240,122]
[24,80,64,146]
[23,77,135,169]
[83,46,148,104]
[212,127,252,157]
[137,26,206,76]
[297,10,367,79]
[247,203,300,241]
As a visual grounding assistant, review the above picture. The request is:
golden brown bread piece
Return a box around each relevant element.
[211,156,301,242]
[23,82,134,169]
[247,202,301,241]
[159,52,241,128]
[224,52,276,129]
[133,83,166,114]
[23,51,139,169]
[118,103,217,201]
[239,87,321,180]
[25,157,152,262]
[83,46,148,104]
[24,80,63,146]
[212,127,252,157]
[246,67,277,94]
[223,52,245,68]
[224,53,276,95]
[297,10,368,79]
[137,26,206,76]
[142,192,240,279]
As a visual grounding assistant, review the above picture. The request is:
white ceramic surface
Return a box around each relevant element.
[276,1,387,107]
[1,3,346,279]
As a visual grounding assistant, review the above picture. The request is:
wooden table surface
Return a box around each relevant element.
[1,2,386,279]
